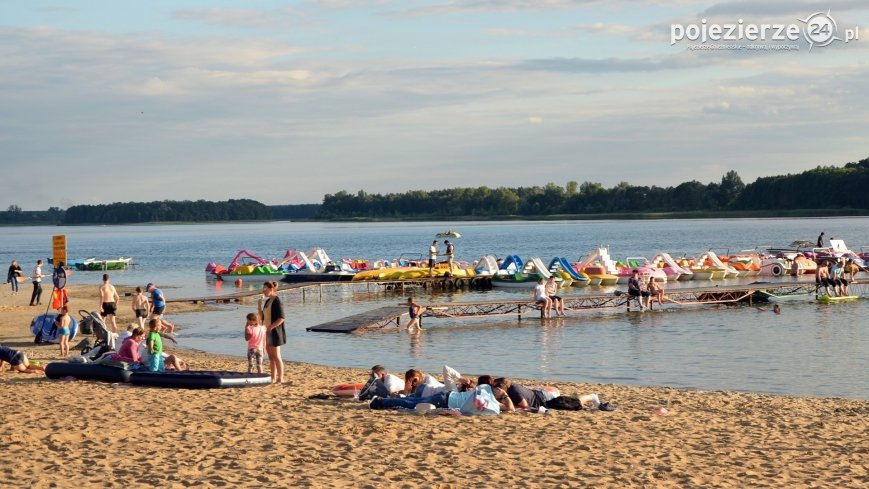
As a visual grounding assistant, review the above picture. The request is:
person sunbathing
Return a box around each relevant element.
[369,380,500,415]
[358,365,405,400]
[403,368,446,397]
[403,365,475,397]
[490,377,615,412]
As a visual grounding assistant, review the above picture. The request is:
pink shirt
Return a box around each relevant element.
[246,324,266,350]
[113,337,141,363]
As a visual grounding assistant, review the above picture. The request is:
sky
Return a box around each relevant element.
[1,0,868,210]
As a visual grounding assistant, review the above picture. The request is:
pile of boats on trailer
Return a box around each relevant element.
[205,239,867,287]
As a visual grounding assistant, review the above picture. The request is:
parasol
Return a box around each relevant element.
[436,230,461,238]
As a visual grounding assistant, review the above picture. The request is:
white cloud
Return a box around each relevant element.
[1,8,868,209]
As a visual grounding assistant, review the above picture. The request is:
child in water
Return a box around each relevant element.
[147,318,164,372]
[244,312,266,374]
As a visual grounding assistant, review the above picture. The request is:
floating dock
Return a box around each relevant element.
[305,282,862,333]
[170,279,864,333]
[306,306,407,333]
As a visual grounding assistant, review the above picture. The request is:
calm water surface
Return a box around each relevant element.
[1,218,867,399]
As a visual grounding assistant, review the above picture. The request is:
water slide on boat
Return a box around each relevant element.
[491,256,559,288]
[574,247,619,286]
[615,256,669,283]
[650,253,691,281]
[280,248,355,283]
[474,255,499,276]
[207,250,286,283]
[548,257,589,287]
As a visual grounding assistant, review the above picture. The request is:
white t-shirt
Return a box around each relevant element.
[416,374,446,397]
[382,374,404,394]
[534,283,547,301]
[429,245,438,260]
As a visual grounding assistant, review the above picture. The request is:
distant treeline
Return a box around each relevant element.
[62,199,273,224]
[318,157,869,218]
[270,204,321,220]
[3,157,868,224]
[0,206,65,225]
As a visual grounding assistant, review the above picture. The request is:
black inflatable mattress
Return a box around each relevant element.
[129,370,272,389]
[45,362,133,383]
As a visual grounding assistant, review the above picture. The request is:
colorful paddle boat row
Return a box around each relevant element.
[206,249,356,283]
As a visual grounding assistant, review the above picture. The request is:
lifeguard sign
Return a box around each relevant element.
[52,234,67,267]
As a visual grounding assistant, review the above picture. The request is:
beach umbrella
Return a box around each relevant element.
[436,230,461,238]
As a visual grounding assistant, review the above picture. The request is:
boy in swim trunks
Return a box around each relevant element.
[99,274,120,333]
[130,286,149,330]
[54,306,71,357]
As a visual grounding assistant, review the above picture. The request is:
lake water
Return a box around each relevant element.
[1,218,867,399]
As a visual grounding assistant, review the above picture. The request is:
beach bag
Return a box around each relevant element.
[459,385,500,416]
[544,396,582,411]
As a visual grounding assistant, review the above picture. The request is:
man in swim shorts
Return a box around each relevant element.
[99,274,120,333]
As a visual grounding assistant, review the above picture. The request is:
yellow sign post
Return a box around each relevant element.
[52,235,67,267]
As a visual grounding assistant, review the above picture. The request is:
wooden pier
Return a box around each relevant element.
[306,282,844,333]
[306,306,407,333]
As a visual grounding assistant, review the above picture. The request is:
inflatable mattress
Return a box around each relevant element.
[45,362,133,383]
[129,371,272,389]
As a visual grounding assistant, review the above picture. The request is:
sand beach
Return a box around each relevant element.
[0,284,867,488]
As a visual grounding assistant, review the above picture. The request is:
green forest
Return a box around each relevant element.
[62,199,272,224]
[318,157,869,218]
[0,206,65,225]
[2,156,867,224]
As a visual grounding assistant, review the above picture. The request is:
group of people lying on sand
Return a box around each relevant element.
[359,364,615,415]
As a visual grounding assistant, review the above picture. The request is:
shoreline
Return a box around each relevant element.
[1,286,868,487]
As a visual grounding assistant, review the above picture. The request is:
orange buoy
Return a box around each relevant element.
[235,278,243,287]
